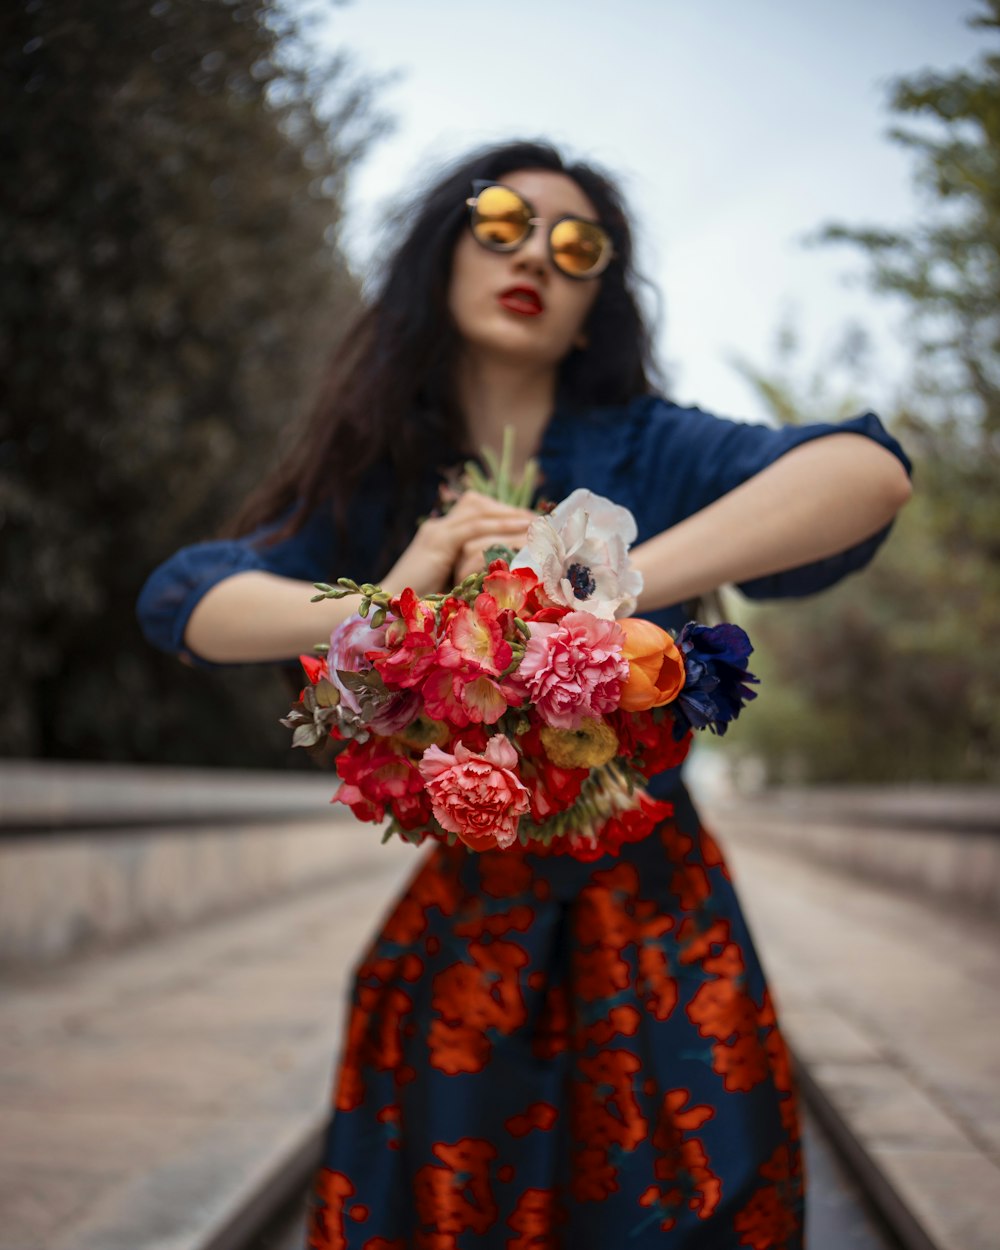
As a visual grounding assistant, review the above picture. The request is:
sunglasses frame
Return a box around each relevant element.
[465,179,615,281]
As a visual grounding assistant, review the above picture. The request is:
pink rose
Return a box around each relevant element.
[512,611,628,729]
[418,736,530,851]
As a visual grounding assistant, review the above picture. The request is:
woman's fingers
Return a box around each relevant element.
[449,491,535,524]
[444,515,530,558]
[459,523,532,555]
[385,493,535,596]
[459,517,532,539]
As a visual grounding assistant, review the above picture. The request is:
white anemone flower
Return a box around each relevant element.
[511,488,644,619]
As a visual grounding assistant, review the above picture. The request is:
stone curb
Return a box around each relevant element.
[0,761,338,831]
[793,1056,938,1250]
[712,822,1000,1250]
[197,1119,323,1250]
[0,817,380,965]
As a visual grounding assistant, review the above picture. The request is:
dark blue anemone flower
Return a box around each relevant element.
[672,622,760,739]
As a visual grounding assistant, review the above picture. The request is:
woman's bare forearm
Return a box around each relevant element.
[182,437,911,659]
[631,433,913,612]
[180,494,537,665]
[183,571,361,664]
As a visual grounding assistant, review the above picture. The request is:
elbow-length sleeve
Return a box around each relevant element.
[135,503,338,665]
[634,397,913,599]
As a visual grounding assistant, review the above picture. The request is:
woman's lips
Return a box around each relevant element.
[497,287,544,316]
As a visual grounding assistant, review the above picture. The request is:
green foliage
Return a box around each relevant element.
[0,0,390,763]
[731,0,1000,782]
[726,316,881,429]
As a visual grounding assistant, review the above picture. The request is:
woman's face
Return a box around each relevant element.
[447,168,604,369]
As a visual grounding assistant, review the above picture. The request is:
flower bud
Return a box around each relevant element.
[618,618,685,711]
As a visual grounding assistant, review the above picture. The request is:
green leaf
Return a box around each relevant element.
[291,724,320,749]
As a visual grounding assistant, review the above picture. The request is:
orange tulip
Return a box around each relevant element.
[618,618,685,711]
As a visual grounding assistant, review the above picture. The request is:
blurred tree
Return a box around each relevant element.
[0,0,391,764]
[726,0,1000,782]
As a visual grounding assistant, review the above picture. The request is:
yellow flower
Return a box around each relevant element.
[540,718,619,769]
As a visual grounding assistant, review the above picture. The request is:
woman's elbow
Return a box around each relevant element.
[855,438,913,521]
[883,456,914,515]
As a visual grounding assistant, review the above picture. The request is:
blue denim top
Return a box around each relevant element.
[136,394,912,795]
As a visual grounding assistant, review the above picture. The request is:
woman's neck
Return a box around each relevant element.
[454,350,558,476]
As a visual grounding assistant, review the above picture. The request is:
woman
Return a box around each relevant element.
[137,140,912,1248]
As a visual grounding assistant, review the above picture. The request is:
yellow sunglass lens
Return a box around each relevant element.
[472,186,532,248]
[550,219,609,276]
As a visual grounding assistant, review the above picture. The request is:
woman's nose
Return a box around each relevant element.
[512,226,551,276]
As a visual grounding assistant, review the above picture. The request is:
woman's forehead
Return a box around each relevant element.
[498,168,600,221]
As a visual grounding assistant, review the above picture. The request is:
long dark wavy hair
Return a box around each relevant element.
[224,139,665,559]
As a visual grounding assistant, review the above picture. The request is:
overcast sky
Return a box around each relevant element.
[302,0,985,424]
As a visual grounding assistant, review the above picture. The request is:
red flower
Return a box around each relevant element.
[371,588,439,690]
[421,667,510,728]
[482,559,542,617]
[448,722,487,750]
[418,737,530,850]
[437,593,512,676]
[610,709,692,777]
[298,652,330,685]
[417,594,519,727]
[600,792,673,853]
[516,723,588,822]
[540,791,672,861]
[388,787,434,831]
[334,738,425,825]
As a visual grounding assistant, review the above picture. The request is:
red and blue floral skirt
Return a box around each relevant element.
[304,785,804,1248]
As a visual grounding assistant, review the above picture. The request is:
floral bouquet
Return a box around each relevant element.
[282,442,759,860]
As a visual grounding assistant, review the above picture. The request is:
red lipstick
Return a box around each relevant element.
[498,286,544,316]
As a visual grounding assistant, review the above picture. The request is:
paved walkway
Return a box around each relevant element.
[1,790,997,1250]
[0,832,412,1250]
[706,797,1000,1250]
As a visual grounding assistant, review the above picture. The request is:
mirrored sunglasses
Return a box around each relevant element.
[465,180,615,280]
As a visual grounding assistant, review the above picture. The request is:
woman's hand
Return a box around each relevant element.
[382,491,534,595]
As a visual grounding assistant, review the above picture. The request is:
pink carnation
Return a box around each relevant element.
[418,736,530,851]
[512,611,628,729]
